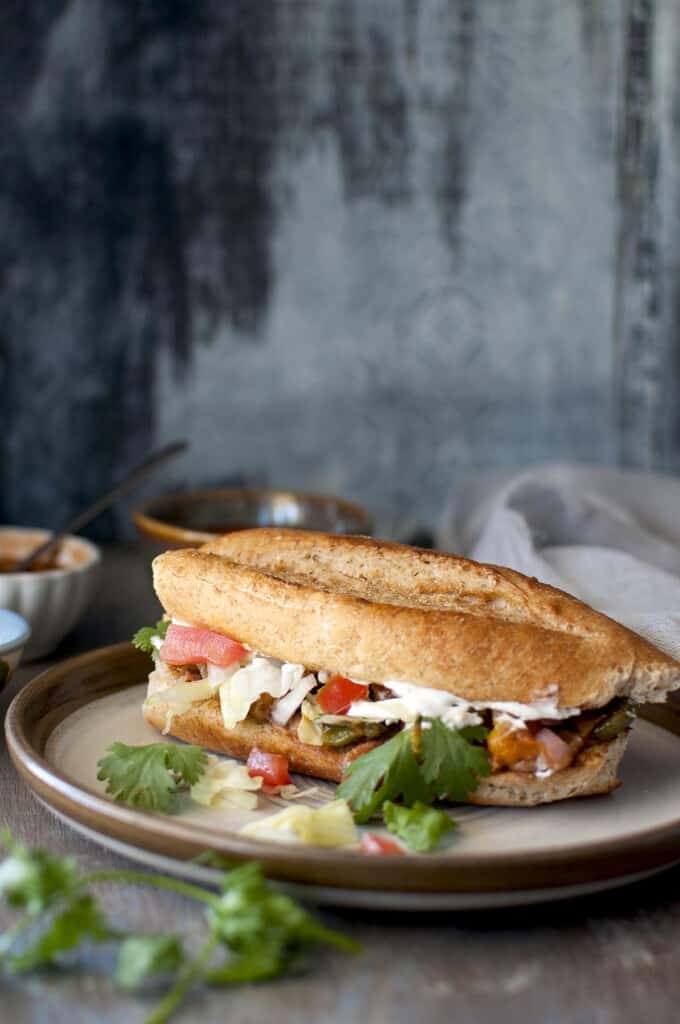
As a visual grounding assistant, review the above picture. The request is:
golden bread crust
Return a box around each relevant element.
[151,529,680,709]
[469,733,628,806]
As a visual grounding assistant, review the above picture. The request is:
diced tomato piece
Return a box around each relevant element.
[159,625,247,668]
[246,748,291,787]
[317,675,369,715]
[361,833,405,856]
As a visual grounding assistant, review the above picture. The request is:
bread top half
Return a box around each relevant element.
[151,528,680,710]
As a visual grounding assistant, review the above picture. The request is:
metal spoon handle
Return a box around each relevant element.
[14,440,188,571]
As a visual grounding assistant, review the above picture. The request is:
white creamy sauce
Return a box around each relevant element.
[151,624,577,764]
[468,690,578,722]
[344,680,483,729]
[534,756,554,779]
[343,679,576,731]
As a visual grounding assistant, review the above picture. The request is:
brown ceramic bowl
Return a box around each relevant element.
[134,487,372,549]
[0,528,101,660]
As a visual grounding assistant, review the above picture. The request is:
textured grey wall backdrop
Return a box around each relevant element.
[1,0,679,537]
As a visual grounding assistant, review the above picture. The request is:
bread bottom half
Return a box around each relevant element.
[142,697,629,808]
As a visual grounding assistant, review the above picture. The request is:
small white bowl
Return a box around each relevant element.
[0,528,101,660]
[0,608,31,688]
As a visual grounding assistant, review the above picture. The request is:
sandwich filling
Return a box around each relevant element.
[141,622,635,782]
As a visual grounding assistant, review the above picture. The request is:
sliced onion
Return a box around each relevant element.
[535,728,574,771]
[271,674,317,726]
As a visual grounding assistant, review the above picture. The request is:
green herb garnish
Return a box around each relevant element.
[383,800,456,853]
[132,618,170,655]
[115,934,184,991]
[338,719,490,822]
[336,729,430,823]
[419,720,491,802]
[0,833,358,1024]
[0,834,78,920]
[8,894,112,973]
[96,742,208,814]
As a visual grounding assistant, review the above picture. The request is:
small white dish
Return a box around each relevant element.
[0,528,101,660]
[0,608,31,689]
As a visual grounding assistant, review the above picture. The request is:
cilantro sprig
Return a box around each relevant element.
[383,801,455,853]
[0,833,359,1024]
[132,618,170,655]
[8,894,112,973]
[115,934,183,991]
[338,719,490,823]
[97,742,208,814]
[419,721,491,801]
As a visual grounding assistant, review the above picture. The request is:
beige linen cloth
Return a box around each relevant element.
[437,465,680,661]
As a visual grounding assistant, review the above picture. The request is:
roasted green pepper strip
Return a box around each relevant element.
[592,705,635,742]
[321,725,361,748]
[320,721,387,748]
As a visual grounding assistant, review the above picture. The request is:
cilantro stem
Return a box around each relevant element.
[0,835,358,1024]
[82,870,359,952]
[144,932,219,1024]
[81,870,218,908]
[410,717,423,761]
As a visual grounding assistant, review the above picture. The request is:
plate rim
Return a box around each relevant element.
[39,799,679,911]
[6,641,680,895]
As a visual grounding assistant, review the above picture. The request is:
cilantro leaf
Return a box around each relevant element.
[208,942,291,984]
[338,720,491,821]
[212,862,359,957]
[115,934,184,990]
[337,729,433,823]
[420,720,491,801]
[206,863,359,984]
[97,742,208,814]
[163,745,208,787]
[0,833,77,916]
[8,895,110,973]
[132,618,169,654]
[383,801,456,852]
[0,833,359,1024]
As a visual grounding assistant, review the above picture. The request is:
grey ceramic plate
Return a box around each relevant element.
[6,643,680,909]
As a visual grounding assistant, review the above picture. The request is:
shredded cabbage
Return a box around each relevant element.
[190,757,262,809]
[205,662,241,687]
[147,680,217,706]
[218,658,306,730]
[296,714,323,747]
[240,800,358,847]
[144,679,221,733]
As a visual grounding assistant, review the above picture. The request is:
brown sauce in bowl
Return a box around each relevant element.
[0,553,63,573]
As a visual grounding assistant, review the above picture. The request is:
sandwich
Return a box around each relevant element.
[139,529,680,811]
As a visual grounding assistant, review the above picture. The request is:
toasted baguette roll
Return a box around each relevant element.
[142,695,629,806]
[147,530,677,807]
[152,529,680,710]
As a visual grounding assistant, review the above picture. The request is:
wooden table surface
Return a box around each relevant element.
[2,545,680,1023]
